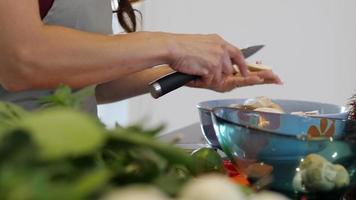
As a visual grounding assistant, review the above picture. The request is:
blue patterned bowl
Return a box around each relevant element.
[197,99,347,148]
[211,106,356,195]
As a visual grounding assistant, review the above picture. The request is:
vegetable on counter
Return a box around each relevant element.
[0,86,196,200]
[101,185,170,200]
[191,147,225,174]
[178,174,247,200]
[0,86,290,200]
[292,154,350,193]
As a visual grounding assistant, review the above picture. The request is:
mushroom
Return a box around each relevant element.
[293,154,350,193]
[230,97,284,113]
[101,185,170,200]
[243,97,284,113]
[179,174,246,200]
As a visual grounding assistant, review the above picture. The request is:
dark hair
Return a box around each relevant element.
[114,0,141,33]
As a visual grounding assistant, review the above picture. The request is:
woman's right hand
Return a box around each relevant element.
[167,33,248,85]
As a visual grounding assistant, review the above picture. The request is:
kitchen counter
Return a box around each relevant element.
[158,123,354,200]
[158,122,209,150]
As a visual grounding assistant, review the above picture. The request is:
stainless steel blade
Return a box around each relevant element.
[241,45,265,58]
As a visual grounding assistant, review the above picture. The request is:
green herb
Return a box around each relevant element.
[191,147,225,174]
[0,102,28,133]
[39,85,95,109]
[19,108,106,160]
[0,86,201,199]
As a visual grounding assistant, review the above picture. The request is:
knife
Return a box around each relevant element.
[149,45,265,99]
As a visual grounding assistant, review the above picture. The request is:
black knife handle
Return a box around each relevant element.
[149,72,199,99]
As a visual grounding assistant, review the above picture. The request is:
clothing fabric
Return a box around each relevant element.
[39,0,55,19]
[0,0,113,114]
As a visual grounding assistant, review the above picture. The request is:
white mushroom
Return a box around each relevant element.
[101,185,170,200]
[254,107,284,114]
[249,191,290,200]
[293,154,350,193]
[243,97,284,113]
[179,174,246,200]
[292,171,306,193]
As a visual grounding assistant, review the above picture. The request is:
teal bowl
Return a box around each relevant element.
[211,106,356,196]
[198,99,347,148]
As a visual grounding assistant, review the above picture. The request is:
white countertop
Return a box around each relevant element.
[158,122,208,148]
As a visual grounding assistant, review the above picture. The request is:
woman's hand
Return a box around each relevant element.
[187,70,283,92]
[167,33,248,85]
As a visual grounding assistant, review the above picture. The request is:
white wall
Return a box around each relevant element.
[101,0,356,133]
[97,1,141,128]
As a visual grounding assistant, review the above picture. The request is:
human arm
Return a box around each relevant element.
[0,0,248,93]
[0,0,173,91]
[96,66,282,104]
[187,70,283,92]
[96,65,173,104]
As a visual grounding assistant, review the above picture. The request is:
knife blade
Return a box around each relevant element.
[149,45,264,99]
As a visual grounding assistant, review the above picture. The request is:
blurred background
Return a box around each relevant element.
[98,0,356,134]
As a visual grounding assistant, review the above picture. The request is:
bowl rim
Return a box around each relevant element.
[212,106,348,120]
[211,106,349,138]
[197,98,347,114]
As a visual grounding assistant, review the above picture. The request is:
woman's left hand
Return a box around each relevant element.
[187,70,282,92]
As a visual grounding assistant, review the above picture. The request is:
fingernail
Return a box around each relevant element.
[275,79,284,85]
[232,64,239,73]
[203,69,209,75]
[277,77,284,85]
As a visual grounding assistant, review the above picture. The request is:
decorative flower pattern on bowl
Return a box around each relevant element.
[307,118,335,139]
[237,110,281,130]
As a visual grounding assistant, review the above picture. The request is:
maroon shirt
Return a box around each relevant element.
[38,0,55,19]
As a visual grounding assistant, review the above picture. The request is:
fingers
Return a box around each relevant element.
[235,76,264,86]
[250,70,283,85]
[173,59,209,77]
[186,75,213,89]
[209,40,247,85]
[221,48,234,75]
[187,70,283,93]
[171,33,256,88]
[225,42,248,77]
[217,76,262,92]
[191,73,214,85]
[231,70,282,87]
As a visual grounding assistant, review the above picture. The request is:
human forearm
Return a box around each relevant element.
[1,25,172,91]
[0,0,173,91]
[95,65,174,104]
[1,0,250,93]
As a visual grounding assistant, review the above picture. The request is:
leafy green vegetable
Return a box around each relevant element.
[39,85,95,109]
[108,128,196,174]
[19,108,106,160]
[0,102,28,133]
[71,168,112,198]
[0,85,234,199]
[191,147,225,174]
[153,165,192,196]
